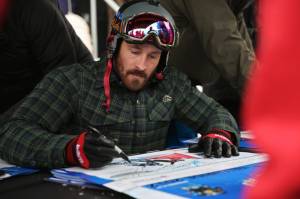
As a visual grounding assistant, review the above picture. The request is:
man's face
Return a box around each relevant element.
[116,41,162,91]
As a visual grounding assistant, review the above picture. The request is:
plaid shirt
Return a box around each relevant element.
[0,58,239,168]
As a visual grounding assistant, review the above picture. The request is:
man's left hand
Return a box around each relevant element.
[191,129,239,158]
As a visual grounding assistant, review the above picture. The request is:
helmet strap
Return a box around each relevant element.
[155,72,164,80]
[102,58,113,112]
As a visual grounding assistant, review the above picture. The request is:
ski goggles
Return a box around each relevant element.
[124,20,176,49]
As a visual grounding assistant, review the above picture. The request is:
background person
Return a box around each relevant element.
[0,0,93,116]
[160,0,256,123]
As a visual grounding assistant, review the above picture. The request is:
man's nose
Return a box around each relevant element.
[135,54,148,71]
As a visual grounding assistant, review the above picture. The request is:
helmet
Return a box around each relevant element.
[103,0,179,112]
[107,0,179,73]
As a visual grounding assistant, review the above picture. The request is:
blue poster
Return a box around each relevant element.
[145,163,261,199]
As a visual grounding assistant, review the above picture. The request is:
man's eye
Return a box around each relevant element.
[130,50,139,54]
[149,54,158,59]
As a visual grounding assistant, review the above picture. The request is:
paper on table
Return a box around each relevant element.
[0,159,14,179]
[128,162,263,199]
[0,159,39,180]
[0,159,14,168]
[59,148,267,192]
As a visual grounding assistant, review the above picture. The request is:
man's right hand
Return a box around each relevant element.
[66,132,119,168]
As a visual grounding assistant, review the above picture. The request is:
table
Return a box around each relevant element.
[0,171,132,199]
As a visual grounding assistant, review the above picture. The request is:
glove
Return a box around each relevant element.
[66,131,119,168]
[190,128,239,158]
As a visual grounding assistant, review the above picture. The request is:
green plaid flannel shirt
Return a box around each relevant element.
[0,58,239,168]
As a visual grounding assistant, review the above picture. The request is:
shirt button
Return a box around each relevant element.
[136,99,140,105]
[131,121,135,125]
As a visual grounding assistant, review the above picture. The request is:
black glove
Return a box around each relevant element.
[66,131,119,168]
[189,129,239,158]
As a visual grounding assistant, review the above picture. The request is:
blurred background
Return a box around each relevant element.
[58,0,257,59]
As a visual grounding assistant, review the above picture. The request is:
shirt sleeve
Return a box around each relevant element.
[20,0,93,74]
[173,70,240,145]
[0,65,81,168]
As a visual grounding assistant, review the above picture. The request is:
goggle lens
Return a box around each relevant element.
[126,20,175,47]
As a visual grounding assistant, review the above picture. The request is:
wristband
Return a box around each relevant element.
[75,133,90,168]
[202,133,234,145]
[66,132,90,169]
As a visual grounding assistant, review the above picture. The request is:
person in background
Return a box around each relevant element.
[243,1,258,49]
[0,0,93,117]
[0,0,239,169]
[160,0,256,124]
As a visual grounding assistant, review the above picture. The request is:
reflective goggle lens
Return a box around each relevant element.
[126,21,175,47]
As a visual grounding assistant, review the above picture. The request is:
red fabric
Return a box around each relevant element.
[66,137,78,166]
[65,133,90,169]
[0,0,9,27]
[102,58,113,112]
[211,128,232,139]
[202,133,233,146]
[242,0,300,198]
[155,72,164,80]
[76,133,90,169]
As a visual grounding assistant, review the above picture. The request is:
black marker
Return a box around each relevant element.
[88,126,131,163]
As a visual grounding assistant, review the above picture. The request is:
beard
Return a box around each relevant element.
[116,60,157,91]
[125,70,148,91]
[122,69,156,91]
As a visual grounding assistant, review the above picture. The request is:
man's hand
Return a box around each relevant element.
[66,132,119,168]
[190,129,239,158]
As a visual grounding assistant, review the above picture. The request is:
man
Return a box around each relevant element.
[160,0,256,122]
[0,0,239,169]
[0,0,93,115]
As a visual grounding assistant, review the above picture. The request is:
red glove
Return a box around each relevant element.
[190,128,239,158]
[66,132,119,169]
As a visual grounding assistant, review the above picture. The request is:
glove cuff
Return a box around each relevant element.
[210,128,232,139]
[66,136,79,166]
[202,128,234,145]
[65,132,90,169]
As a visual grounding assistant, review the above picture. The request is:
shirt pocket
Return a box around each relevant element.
[81,92,132,127]
[85,101,133,144]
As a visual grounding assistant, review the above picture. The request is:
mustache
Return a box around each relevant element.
[126,70,147,78]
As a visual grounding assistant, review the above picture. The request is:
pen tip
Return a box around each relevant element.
[125,157,131,163]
